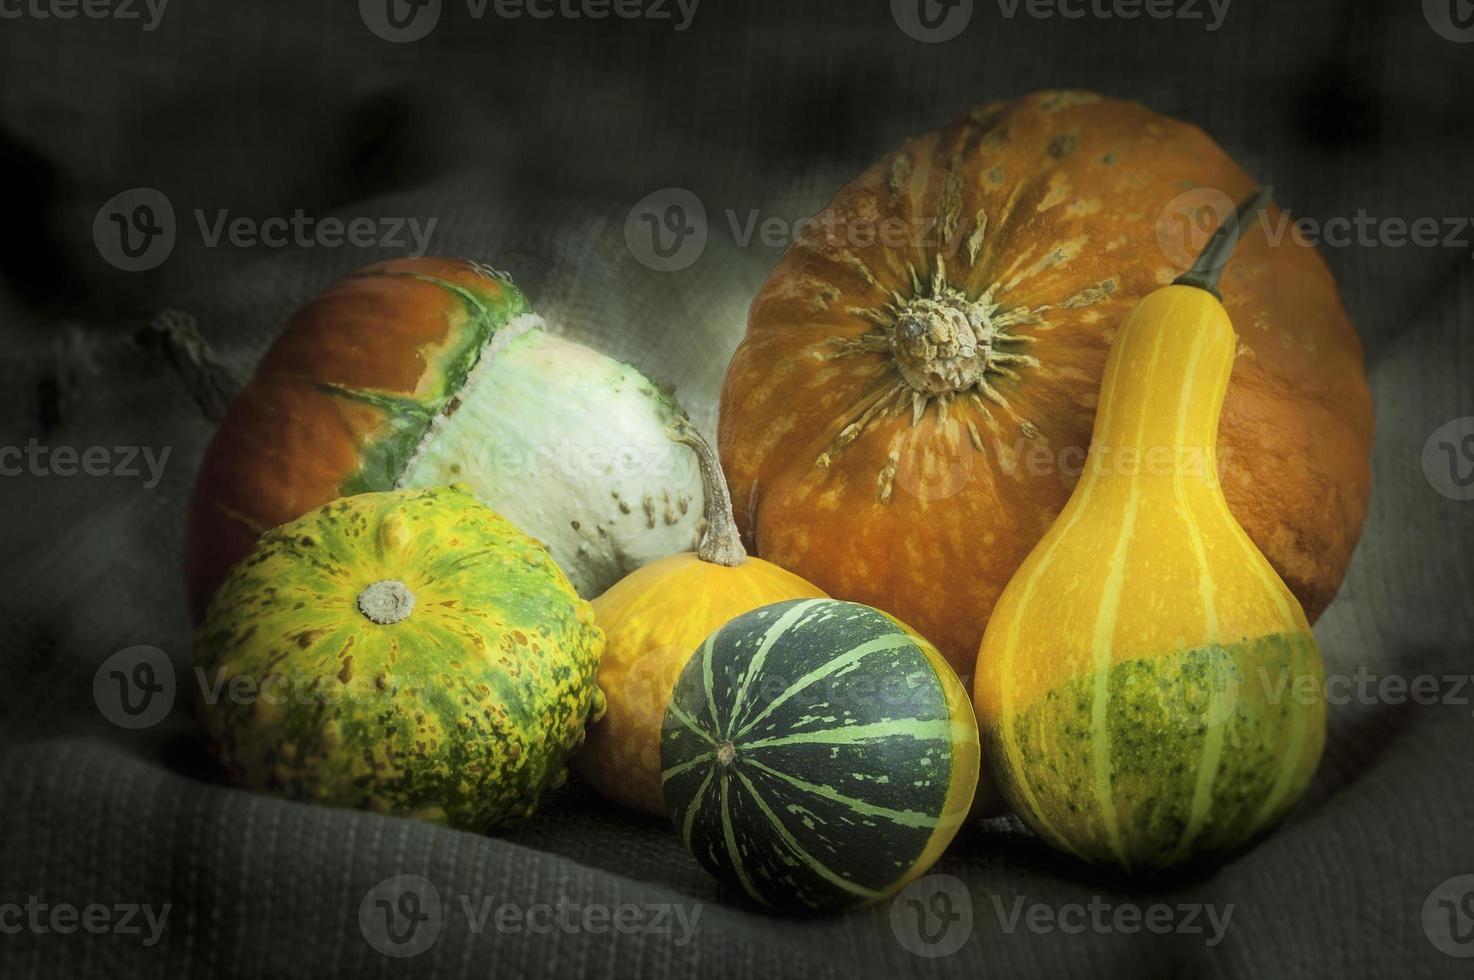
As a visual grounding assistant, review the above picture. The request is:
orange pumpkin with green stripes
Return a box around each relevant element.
[973,192,1328,871]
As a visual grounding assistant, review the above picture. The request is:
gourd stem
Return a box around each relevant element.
[357,580,416,625]
[671,418,747,567]
[1173,186,1273,299]
[142,309,243,423]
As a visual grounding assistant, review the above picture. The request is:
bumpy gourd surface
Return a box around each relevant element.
[662,599,978,912]
[195,485,605,831]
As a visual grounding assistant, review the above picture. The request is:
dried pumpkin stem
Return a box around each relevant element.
[357,579,416,625]
[142,309,243,423]
[671,419,747,568]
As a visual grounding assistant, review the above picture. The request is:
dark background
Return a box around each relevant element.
[2,0,1473,976]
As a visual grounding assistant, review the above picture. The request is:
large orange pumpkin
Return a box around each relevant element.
[718,90,1373,681]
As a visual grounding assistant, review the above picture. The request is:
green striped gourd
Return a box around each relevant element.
[973,191,1328,871]
[195,485,606,832]
[662,599,978,912]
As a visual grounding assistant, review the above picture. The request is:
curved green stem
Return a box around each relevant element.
[1173,186,1273,299]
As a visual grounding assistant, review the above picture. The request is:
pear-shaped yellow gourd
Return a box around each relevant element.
[974,189,1327,871]
[574,420,827,815]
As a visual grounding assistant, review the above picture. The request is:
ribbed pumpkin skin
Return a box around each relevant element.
[718,90,1373,681]
[194,485,606,832]
[975,287,1327,871]
[662,599,978,912]
[576,553,827,815]
[186,258,529,621]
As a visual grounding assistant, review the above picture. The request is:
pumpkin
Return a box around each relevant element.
[974,191,1327,871]
[186,257,704,620]
[575,420,826,816]
[194,484,606,832]
[662,599,978,912]
[717,89,1373,681]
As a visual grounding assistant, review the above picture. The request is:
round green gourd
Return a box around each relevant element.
[661,599,979,912]
[194,484,606,831]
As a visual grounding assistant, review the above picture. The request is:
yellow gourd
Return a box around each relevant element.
[974,189,1328,871]
[574,420,827,815]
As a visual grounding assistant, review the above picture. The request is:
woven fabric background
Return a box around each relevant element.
[1,0,1472,976]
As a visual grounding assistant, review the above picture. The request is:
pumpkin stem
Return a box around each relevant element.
[357,580,417,625]
[671,418,747,567]
[1173,186,1273,299]
[142,309,243,423]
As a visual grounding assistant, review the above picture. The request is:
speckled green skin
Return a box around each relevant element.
[988,632,1325,871]
[195,485,606,832]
